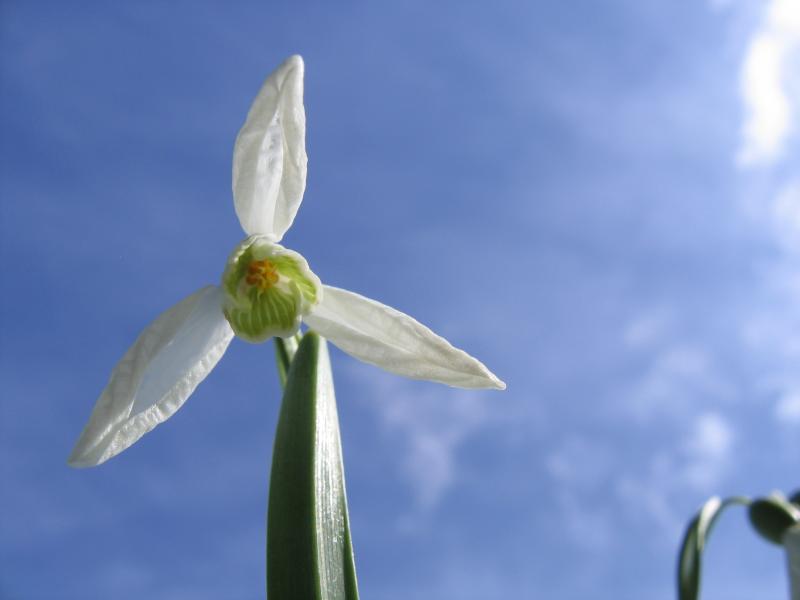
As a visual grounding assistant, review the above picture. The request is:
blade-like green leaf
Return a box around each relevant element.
[267,332,359,600]
[677,496,749,600]
[749,494,800,546]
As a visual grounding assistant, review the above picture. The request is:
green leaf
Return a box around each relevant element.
[748,494,800,545]
[267,332,359,600]
[677,496,749,600]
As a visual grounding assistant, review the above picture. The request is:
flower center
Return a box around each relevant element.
[245,258,279,290]
[221,235,322,343]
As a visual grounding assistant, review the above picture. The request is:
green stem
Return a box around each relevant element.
[677,495,750,600]
[274,333,302,388]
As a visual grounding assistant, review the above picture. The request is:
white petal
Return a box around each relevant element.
[232,55,307,241]
[304,285,506,390]
[68,286,234,467]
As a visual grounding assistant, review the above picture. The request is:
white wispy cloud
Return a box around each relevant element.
[709,0,733,10]
[344,363,492,515]
[616,464,685,537]
[545,413,733,550]
[738,0,800,166]
[775,390,800,423]
[554,489,615,553]
[680,411,734,490]
[771,178,800,252]
[620,343,735,424]
[613,412,735,543]
[623,307,674,349]
[545,435,614,490]
[545,437,617,551]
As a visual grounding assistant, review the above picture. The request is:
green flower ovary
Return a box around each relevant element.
[221,236,321,343]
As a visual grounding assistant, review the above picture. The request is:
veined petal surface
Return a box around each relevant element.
[68,286,234,467]
[304,285,505,390]
[232,54,307,241]
[220,235,321,343]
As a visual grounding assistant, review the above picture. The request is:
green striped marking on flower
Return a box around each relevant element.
[221,235,321,342]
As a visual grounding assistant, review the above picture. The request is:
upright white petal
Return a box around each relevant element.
[304,285,505,390]
[232,55,307,241]
[68,286,234,467]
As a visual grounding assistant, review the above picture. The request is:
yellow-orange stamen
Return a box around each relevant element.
[245,259,279,290]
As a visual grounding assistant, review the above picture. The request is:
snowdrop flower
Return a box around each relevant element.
[68,55,505,468]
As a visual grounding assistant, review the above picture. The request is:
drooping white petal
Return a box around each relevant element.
[68,286,234,468]
[232,54,307,241]
[304,285,506,390]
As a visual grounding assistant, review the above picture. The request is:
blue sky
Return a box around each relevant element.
[1,1,799,599]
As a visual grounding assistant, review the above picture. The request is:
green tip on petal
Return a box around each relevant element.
[221,235,321,343]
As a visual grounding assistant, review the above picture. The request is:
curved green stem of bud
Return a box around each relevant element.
[221,235,321,343]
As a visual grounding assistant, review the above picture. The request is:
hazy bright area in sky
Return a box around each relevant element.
[1,1,799,599]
